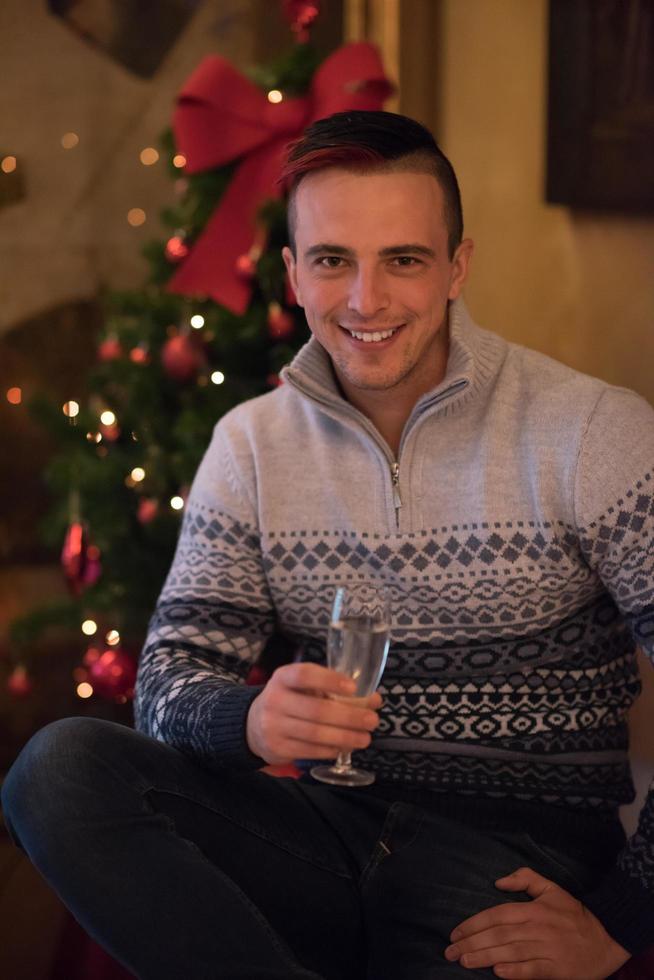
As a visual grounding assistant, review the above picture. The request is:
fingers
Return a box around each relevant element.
[275,663,383,708]
[277,662,357,697]
[495,868,560,901]
[451,902,533,944]
[283,689,379,731]
[246,663,382,764]
[446,941,546,971]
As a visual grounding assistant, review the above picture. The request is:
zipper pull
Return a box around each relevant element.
[391,462,402,511]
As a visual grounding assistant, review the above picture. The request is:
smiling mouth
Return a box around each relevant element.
[340,325,404,343]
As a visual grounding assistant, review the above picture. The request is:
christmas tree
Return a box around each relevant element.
[5,1,391,714]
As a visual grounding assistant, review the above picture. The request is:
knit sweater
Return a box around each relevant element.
[135,298,654,954]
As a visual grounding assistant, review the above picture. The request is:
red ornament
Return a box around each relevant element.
[267,373,283,388]
[161,333,204,382]
[130,344,150,365]
[61,522,102,595]
[98,336,123,361]
[267,302,294,341]
[7,664,33,698]
[165,233,190,263]
[137,497,159,524]
[88,647,137,702]
[283,0,320,43]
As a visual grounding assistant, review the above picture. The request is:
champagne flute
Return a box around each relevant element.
[311,583,390,787]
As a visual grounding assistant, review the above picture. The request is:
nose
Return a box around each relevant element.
[346,265,389,319]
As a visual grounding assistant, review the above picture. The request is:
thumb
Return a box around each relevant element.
[495,867,554,899]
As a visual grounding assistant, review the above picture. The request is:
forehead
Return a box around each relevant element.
[292,168,447,247]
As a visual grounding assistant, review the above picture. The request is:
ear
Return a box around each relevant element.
[447,238,474,301]
[282,245,303,307]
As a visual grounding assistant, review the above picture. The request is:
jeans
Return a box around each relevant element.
[1,717,618,980]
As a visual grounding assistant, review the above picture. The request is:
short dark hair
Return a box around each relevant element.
[280,111,463,259]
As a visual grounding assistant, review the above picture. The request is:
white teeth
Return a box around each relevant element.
[349,327,397,342]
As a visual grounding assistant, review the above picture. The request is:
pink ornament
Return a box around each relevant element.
[283,0,320,42]
[98,336,123,361]
[7,664,33,698]
[137,497,159,524]
[61,523,102,595]
[165,234,189,263]
[161,333,204,383]
[267,302,295,341]
[88,647,137,702]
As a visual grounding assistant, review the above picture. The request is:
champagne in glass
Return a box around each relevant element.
[311,584,390,787]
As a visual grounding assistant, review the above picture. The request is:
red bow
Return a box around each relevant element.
[166,43,393,314]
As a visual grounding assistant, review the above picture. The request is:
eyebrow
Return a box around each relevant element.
[303,243,436,260]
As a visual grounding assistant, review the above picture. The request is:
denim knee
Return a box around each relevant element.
[1,716,114,851]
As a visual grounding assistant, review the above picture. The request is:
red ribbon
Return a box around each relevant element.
[166,43,393,314]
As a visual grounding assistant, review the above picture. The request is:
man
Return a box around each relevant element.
[3,111,653,980]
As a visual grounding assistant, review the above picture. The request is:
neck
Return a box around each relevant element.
[336,324,450,458]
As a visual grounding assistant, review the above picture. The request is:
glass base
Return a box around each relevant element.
[310,764,376,787]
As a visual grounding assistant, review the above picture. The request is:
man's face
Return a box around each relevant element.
[282,168,472,402]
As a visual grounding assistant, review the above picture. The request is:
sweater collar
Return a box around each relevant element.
[282,297,506,419]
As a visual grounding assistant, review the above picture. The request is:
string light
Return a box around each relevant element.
[106,630,120,646]
[76,682,93,699]
[139,147,159,165]
[173,154,186,169]
[127,208,146,227]
[190,314,204,329]
[211,371,225,385]
[6,387,21,404]
[1,156,17,174]
[170,496,184,511]
[131,467,145,482]
[63,400,80,418]
[61,132,79,149]
[81,619,98,636]
[86,431,102,443]
[267,90,283,103]
[100,410,116,426]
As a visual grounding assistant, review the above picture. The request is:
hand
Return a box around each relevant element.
[444,866,631,978]
[246,662,381,765]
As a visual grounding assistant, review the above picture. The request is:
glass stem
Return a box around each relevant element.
[334,751,352,771]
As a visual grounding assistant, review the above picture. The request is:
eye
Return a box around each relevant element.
[392,255,421,267]
[315,256,345,269]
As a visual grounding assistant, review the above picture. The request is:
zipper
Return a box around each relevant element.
[391,462,402,528]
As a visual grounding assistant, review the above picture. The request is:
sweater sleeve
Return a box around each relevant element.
[133,417,272,771]
[573,386,654,955]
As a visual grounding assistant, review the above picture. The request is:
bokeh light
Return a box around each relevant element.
[127,208,146,227]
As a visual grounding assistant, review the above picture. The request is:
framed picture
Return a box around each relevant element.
[547,0,654,211]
